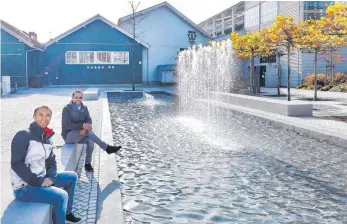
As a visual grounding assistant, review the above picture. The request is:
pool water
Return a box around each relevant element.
[108,92,347,224]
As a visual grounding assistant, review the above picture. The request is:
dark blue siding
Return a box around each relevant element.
[1,29,43,87]
[1,30,27,87]
[42,19,143,85]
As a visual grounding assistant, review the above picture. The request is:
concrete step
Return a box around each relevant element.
[1,144,84,224]
[83,88,99,100]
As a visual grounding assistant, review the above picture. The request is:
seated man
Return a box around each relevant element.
[11,105,81,224]
[62,90,122,172]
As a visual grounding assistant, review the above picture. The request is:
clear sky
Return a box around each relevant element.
[0,0,239,43]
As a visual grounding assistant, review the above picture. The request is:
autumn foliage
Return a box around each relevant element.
[230,3,347,99]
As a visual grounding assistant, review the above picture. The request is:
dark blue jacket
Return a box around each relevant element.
[61,102,92,139]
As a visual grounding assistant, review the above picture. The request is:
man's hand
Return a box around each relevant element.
[83,123,92,131]
[42,178,53,187]
[80,129,87,136]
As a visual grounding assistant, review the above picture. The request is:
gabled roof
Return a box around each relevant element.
[45,14,150,48]
[118,1,212,39]
[0,20,45,50]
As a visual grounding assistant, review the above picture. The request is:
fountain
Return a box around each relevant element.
[176,39,244,117]
[106,39,347,223]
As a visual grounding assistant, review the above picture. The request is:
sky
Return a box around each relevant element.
[0,0,240,43]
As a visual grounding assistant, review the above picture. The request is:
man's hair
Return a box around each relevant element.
[33,105,52,116]
[72,90,83,97]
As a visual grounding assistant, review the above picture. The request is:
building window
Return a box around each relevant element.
[66,52,77,64]
[215,31,222,36]
[234,3,245,31]
[223,8,233,34]
[96,52,112,64]
[65,51,129,65]
[245,6,259,29]
[261,1,277,24]
[79,52,94,64]
[215,14,223,36]
[260,55,276,63]
[304,1,333,20]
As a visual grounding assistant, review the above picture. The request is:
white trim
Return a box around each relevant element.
[65,51,130,65]
[1,25,44,51]
[118,1,212,39]
[1,54,22,55]
[1,25,33,47]
[45,15,150,48]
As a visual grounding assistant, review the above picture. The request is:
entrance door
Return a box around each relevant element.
[260,66,266,87]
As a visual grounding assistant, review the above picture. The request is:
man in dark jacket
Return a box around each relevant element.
[11,105,81,224]
[62,90,122,172]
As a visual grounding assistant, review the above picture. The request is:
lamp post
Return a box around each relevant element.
[187,31,197,46]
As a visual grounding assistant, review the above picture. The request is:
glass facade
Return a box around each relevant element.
[198,2,244,37]
[304,1,334,20]
[223,8,233,34]
[261,1,278,24]
[245,6,259,28]
[199,1,337,38]
[215,14,223,36]
[234,3,245,31]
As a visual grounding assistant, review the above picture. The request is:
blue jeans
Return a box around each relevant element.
[65,130,108,164]
[13,171,78,224]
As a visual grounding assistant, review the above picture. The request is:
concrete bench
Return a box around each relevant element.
[209,91,313,117]
[1,144,84,224]
[83,88,99,100]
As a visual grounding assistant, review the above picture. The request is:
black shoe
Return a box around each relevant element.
[84,164,94,172]
[66,212,81,223]
[106,145,122,154]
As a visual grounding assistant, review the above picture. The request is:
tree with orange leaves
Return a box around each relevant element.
[298,18,346,100]
[231,29,272,95]
[321,2,347,37]
[267,15,301,101]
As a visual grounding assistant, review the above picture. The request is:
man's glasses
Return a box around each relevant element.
[74,96,83,99]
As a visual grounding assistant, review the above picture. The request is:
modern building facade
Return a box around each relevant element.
[118,1,211,83]
[198,1,347,88]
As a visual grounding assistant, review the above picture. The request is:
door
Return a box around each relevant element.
[260,66,266,87]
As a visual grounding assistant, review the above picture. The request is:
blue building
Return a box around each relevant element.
[1,20,44,87]
[43,15,149,85]
[2,1,213,87]
[118,1,212,84]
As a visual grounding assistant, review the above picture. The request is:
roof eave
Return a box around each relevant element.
[118,2,212,39]
[45,15,150,48]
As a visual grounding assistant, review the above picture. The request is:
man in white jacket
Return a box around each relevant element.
[11,106,81,224]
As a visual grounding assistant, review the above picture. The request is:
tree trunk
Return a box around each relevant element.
[132,50,136,91]
[250,53,255,96]
[325,66,328,85]
[330,49,334,84]
[314,50,318,101]
[287,45,291,101]
[277,53,281,96]
[332,64,335,85]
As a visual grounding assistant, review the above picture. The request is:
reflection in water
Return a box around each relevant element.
[108,93,347,224]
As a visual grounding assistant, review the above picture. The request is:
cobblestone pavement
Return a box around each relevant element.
[71,98,102,224]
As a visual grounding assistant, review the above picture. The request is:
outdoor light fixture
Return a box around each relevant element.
[187,31,197,46]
